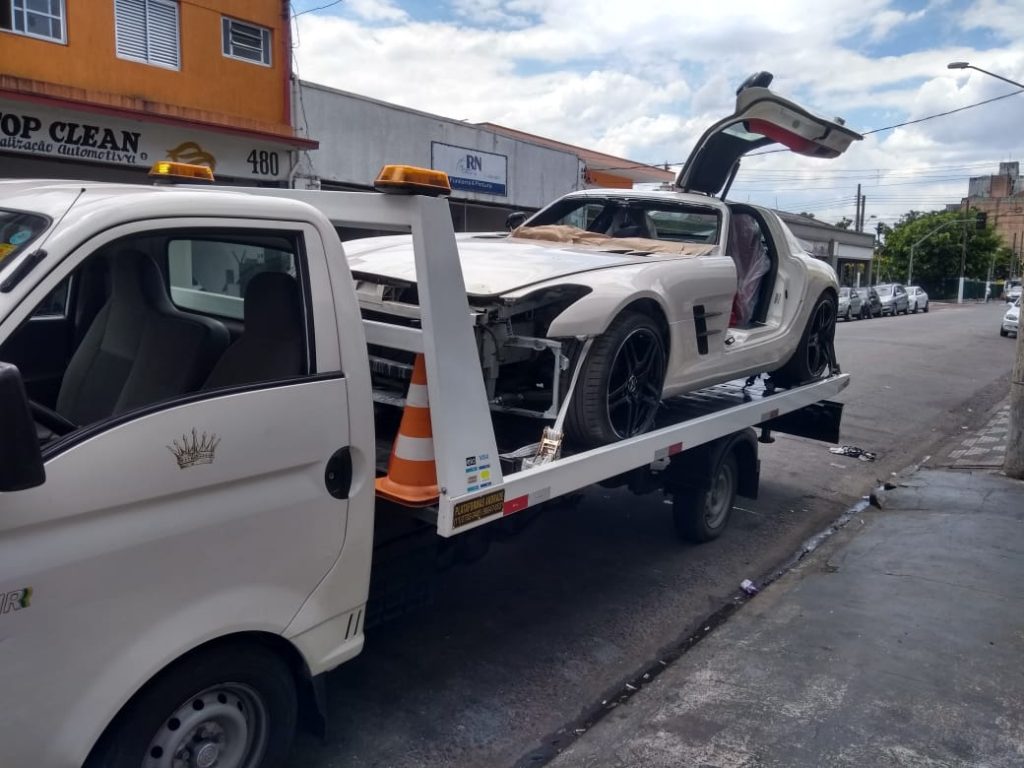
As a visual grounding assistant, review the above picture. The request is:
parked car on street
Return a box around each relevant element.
[345,74,861,446]
[1007,281,1023,304]
[854,287,882,318]
[838,286,862,320]
[874,283,909,316]
[1001,297,1020,337]
[907,285,929,313]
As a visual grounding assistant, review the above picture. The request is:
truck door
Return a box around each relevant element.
[0,219,352,767]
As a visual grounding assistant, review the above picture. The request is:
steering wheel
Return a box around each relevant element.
[29,400,79,437]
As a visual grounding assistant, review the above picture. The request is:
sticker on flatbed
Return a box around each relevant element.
[453,489,505,528]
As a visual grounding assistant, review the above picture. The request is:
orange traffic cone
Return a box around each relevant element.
[376,354,440,506]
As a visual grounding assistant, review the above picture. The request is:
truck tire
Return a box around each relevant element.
[673,452,738,543]
[85,643,297,768]
[566,310,667,448]
[769,292,836,388]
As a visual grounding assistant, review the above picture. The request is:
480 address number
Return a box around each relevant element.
[246,150,280,177]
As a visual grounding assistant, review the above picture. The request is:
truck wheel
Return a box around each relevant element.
[86,644,297,768]
[769,292,836,388]
[566,310,667,448]
[673,452,738,543]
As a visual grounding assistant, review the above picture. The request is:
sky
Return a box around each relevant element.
[289,0,1024,228]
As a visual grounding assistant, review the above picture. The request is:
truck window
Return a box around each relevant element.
[0,229,310,446]
[167,236,297,320]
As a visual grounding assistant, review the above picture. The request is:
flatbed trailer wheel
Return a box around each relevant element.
[673,452,739,543]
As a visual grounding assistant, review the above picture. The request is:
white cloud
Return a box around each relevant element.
[292,1,1024,223]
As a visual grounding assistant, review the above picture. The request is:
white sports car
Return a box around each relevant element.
[347,73,862,447]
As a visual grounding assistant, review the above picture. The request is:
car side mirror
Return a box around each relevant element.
[505,212,528,231]
[0,362,46,492]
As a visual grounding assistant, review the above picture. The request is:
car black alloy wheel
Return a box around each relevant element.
[566,310,668,447]
[770,291,837,387]
[606,326,667,439]
[802,296,836,378]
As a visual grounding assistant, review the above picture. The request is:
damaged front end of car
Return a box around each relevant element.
[353,273,592,419]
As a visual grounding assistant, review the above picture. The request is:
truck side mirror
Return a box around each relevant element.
[0,362,46,492]
[505,212,528,231]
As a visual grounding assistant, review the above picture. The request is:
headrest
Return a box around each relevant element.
[243,272,301,340]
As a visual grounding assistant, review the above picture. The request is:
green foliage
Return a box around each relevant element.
[878,208,1005,284]
[833,216,853,230]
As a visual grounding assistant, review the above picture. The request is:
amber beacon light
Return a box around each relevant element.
[148,161,215,182]
[374,165,452,196]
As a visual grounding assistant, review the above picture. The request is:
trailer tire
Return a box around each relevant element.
[673,452,738,543]
[85,643,297,768]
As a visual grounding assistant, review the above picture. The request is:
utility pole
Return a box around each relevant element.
[855,184,862,230]
[958,223,968,303]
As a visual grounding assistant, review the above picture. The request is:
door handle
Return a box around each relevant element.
[325,447,353,499]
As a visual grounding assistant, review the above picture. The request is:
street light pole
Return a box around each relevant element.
[949,61,1024,478]
[906,218,975,287]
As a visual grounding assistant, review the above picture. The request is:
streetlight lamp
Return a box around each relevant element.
[948,62,1024,478]
[947,62,1024,90]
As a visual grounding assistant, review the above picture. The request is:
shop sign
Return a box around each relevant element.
[0,98,290,180]
[431,142,507,197]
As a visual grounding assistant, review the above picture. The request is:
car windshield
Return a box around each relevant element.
[0,208,50,272]
[875,286,892,295]
[523,197,721,245]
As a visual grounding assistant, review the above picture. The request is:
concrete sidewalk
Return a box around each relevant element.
[551,418,1024,767]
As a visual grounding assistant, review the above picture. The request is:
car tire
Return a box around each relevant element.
[923,302,929,313]
[674,452,738,543]
[770,291,837,388]
[844,307,851,322]
[1001,328,1009,337]
[566,310,667,448]
[84,644,297,768]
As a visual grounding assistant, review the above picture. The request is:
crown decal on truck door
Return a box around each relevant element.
[167,429,221,469]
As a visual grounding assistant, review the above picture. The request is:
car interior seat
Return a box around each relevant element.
[202,272,305,390]
[55,249,230,425]
[728,213,772,328]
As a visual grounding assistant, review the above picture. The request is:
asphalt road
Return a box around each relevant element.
[287,300,1018,768]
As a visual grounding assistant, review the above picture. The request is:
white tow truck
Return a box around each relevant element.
[0,165,849,768]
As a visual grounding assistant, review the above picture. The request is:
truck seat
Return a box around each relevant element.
[56,249,229,424]
[203,272,304,390]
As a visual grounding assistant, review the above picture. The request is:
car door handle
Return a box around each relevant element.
[325,447,353,499]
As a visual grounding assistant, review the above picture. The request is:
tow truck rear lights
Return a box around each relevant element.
[374,165,451,196]
[148,161,215,183]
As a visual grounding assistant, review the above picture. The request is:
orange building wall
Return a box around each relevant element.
[0,0,292,137]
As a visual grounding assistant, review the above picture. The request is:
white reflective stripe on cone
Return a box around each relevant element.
[406,383,429,409]
[394,433,435,461]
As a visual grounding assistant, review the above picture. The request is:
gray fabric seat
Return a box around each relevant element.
[56,250,229,424]
[203,272,304,390]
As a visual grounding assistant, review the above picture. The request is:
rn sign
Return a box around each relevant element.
[431,142,507,197]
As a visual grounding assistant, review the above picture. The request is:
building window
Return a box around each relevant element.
[114,0,180,69]
[221,16,271,66]
[1,0,66,43]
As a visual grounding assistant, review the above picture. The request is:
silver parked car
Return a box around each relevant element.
[1001,297,1020,337]
[875,283,909,316]
[907,285,929,313]
[838,286,862,321]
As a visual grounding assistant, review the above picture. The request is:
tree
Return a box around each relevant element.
[798,211,816,219]
[879,208,1005,285]
[833,216,852,230]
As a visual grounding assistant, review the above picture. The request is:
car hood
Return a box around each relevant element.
[344,232,712,297]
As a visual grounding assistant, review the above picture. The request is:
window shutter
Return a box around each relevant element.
[223,18,271,65]
[147,0,179,68]
[114,0,148,60]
